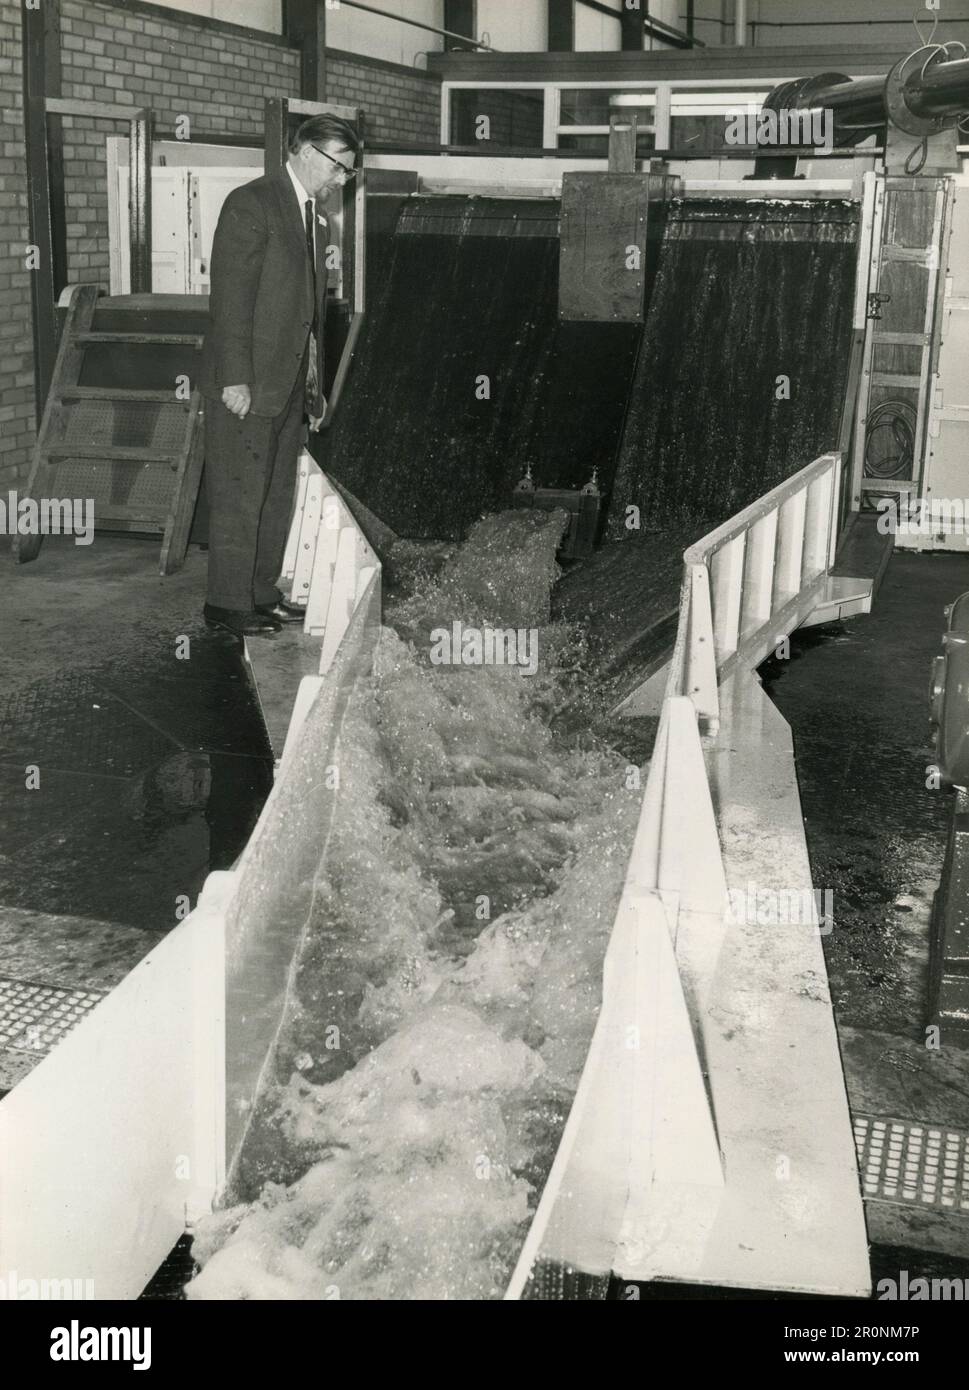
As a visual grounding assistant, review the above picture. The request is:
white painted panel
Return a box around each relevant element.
[650,0,680,27]
[921,177,969,551]
[924,422,969,549]
[740,0,938,50]
[325,0,445,65]
[0,885,226,1300]
[146,0,282,31]
[213,0,280,29]
[575,0,621,51]
[116,166,190,295]
[190,168,264,292]
[153,141,262,169]
[477,0,545,51]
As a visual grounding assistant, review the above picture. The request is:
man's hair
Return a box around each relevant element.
[290,114,361,158]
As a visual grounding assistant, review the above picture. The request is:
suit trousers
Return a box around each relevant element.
[203,365,306,612]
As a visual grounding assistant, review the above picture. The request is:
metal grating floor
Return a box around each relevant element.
[855,1113,969,1213]
[0,976,103,1055]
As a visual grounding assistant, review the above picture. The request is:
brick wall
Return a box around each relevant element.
[1,0,443,492]
[327,50,441,147]
[58,3,441,289]
[0,4,37,494]
[58,0,302,285]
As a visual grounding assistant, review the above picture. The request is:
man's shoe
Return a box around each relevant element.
[256,600,306,624]
[203,604,281,637]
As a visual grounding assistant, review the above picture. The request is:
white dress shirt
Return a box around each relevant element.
[286,159,317,256]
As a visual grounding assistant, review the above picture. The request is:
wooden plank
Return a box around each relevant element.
[428,42,915,83]
[95,294,210,313]
[94,506,170,523]
[129,109,153,295]
[23,0,65,424]
[46,96,139,121]
[288,98,358,119]
[871,371,922,388]
[881,246,934,264]
[159,392,206,576]
[74,332,203,347]
[560,172,669,323]
[264,96,289,174]
[850,174,885,509]
[607,111,638,174]
[59,387,191,404]
[44,445,179,464]
[872,331,929,345]
[838,328,865,459]
[14,284,100,564]
[320,311,364,427]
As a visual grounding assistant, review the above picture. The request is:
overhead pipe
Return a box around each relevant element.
[764,51,969,145]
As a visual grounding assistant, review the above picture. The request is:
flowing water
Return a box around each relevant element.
[608,197,859,536]
[186,509,644,1300]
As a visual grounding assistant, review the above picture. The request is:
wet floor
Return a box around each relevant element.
[762,550,969,1039]
[763,549,969,1262]
[0,534,273,1089]
[0,652,272,927]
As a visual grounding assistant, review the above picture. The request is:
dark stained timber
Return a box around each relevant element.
[319,196,641,540]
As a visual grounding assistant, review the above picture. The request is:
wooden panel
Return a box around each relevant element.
[428,42,913,84]
[559,172,673,324]
[75,332,203,347]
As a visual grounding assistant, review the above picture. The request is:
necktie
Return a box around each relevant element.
[304,199,318,335]
[304,199,323,413]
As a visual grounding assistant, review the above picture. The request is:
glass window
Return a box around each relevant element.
[670,114,734,155]
[449,89,545,149]
[557,133,609,157]
[560,89,623,127]
[557,132,656,158]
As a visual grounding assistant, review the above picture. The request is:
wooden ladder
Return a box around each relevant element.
[13,284,205,574]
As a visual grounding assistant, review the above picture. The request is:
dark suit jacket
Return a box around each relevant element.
[198,165,328,418]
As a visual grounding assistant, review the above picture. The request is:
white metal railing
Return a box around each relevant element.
[506,695,728,1297]
[507,446,870,1298]
[277,451,380,766]
[665,452,842,734]
[281,451,378,668]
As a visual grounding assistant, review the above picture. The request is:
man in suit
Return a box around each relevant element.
[198,114,360,637]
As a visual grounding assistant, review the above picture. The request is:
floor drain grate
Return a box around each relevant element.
[854,1113,969,1212]
[0,976,103,1055]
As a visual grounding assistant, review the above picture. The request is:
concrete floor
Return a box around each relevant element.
[0,533,273,1094]
[764,549,969,1260]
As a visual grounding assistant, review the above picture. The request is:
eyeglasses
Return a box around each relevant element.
[310,145,357,180]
